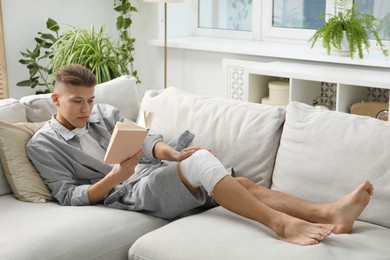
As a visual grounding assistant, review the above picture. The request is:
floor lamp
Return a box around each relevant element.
[144,0,184,89]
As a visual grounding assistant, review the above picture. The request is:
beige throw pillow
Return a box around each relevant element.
[0,120,53,202]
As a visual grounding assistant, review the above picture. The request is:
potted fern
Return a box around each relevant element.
[309,0,389,59]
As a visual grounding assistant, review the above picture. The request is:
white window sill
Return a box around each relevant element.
[149,36,390,69]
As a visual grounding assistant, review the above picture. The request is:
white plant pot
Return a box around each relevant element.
[332,31,350,57]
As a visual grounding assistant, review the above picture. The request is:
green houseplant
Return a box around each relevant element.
[17,18,59,93]
[18,0,139,94]
[114,0,139,83]
[309,0,389,59]
[49,25,130,84]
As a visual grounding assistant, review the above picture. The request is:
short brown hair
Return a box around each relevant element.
[55,64,97,88]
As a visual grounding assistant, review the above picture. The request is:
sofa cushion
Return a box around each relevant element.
[0,159,11,196]
[19,93,55,122]
[0,98,28,196]
[0,195,168,260]
[94,75,140,121]
[19,75,140,122]
[272,102,390,229]
[139,87,285,187]
[0,121,52,202]
[129,206,390,260]
[0,98,27,122]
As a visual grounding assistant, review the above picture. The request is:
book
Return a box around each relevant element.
[104,111,154,164]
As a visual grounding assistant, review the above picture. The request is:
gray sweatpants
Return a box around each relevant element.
[105,161,216,219]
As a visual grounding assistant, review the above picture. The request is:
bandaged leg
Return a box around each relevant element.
[179,149,230,196]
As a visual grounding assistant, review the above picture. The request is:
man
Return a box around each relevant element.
[27,64,374,246]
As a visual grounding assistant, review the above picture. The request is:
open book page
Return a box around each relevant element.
[104,111,154,164]
[143,111,154,130]
[137,110,154,130]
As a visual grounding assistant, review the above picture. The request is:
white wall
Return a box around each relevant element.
[3,1,390,101]
[2,0,118,98]
[134,1,196,96]
[136,1,248,99]
[1,0,264,100]
[0,0,191,99]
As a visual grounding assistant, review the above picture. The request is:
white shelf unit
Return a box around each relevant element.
[245,61,390,113]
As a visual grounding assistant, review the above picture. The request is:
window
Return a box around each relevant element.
[198,0,252,31]
[272,0,326,30]
[195,0,390,43]
[355,0,390,41]
[195,0,259,39]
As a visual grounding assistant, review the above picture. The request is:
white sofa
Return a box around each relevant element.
[1,76,390,260]
[0,76,168,260]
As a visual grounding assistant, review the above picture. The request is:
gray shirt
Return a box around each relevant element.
[26,104,163,206]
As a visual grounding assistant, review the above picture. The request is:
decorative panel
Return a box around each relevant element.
[366,88,389,102]
[320,82,337,110]
[227,65,245,101]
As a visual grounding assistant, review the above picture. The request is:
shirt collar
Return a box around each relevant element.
[49,115,78,141]
[49,106,102,141]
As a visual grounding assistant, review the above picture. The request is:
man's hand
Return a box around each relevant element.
[110,149,143,184]
[172,146,211,161]
[153,141,212,162]
[87,149,143,204]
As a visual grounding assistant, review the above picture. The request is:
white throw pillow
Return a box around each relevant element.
[95,75,140,121]
[140,87,285,187]
[272,102,390,228]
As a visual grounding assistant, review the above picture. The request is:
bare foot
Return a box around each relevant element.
[276,214,334,246]
[327,180,374,234]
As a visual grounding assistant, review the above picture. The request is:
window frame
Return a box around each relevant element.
[193,0,389,48]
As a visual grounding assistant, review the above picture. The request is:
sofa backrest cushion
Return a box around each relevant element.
[94,75,140,122]
[272,102,390,229]
[139,87,285,187]
[19,94,55,122]
[19,75,140,123]
[0,98,28,196]
[0,98,27,123]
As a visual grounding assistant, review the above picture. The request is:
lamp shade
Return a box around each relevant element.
[144,0,184,2]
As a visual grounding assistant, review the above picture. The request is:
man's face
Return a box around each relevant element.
[52,83,95,130]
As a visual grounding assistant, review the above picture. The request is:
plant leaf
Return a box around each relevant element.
[18,59,32,65]
[47,18,60,32]
[16,80,33,87]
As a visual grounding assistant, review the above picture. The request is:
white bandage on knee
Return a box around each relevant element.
[179,149,230,195]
